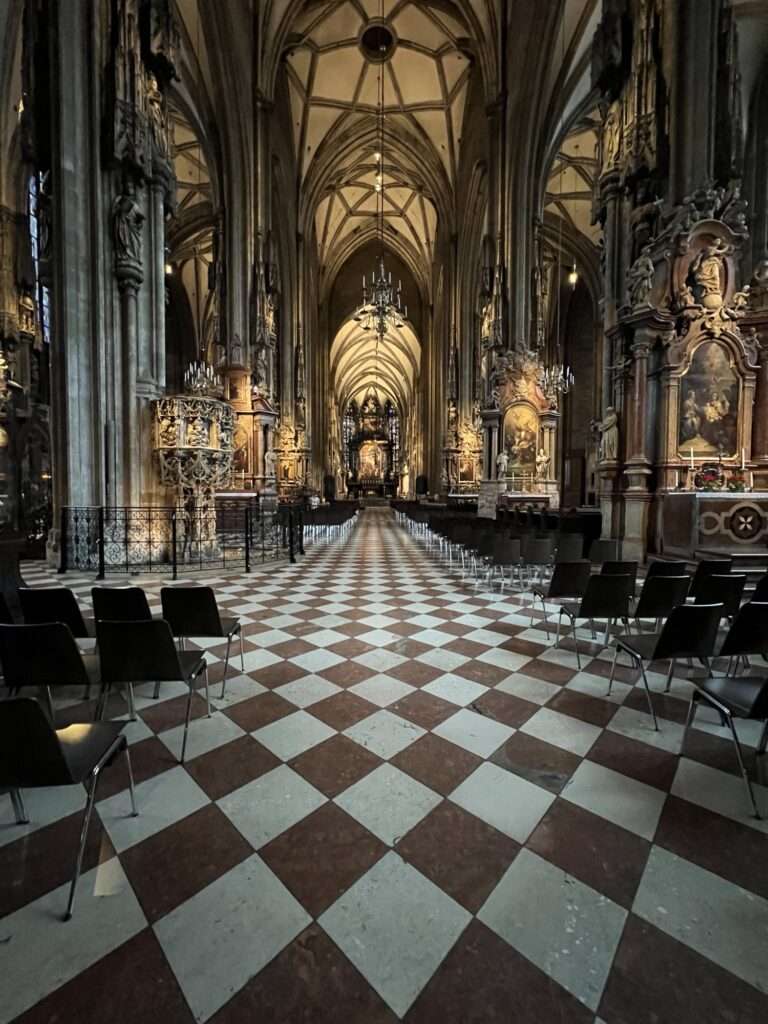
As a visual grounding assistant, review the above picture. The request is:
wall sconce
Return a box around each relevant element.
[567,264,578,287]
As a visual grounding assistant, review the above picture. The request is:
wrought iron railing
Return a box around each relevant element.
[59,502,304,578]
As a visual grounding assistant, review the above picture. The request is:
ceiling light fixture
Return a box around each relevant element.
[355,6,407,346]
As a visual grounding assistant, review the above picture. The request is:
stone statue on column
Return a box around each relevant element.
[598,407,620,462]
[627,246,655,308]
[113,177,144,271]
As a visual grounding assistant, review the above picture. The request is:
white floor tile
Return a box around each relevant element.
[273,675,341,708]
[335,764,441,845]
[566,671,631,704]
[97,766,208,853]
[416,648,470,672]
[607,705,685,754]
[353,649,407,671]
[344,710,425,759]
[217,765,327,849]
[475,648,531,673]
[304,628,349,648]
[154,854,311,1022]
[0,784,86,848]
[408,628,454,648]
[433,708,514,757]
[450,762,554,842]
[319,851,471,1017]
[0,858,146,1024]
[671,758,768,832]
[562,759,666,840]
[289,649,345,673]
[479,849,627,1011]
[240,648,282,673]
[422,674,488,707]
[252,710,335,760]
[158,711,246,762]
[496,674,560,705]
[633,846,768,993]
[521,707,601,757]
[350,675,415,707]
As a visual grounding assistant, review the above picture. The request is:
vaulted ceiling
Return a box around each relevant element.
[330,316,421,412]
[284,0,473,281]
[544,111,601,247]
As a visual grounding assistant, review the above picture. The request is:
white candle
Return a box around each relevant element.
[741,448,746,470]
[690,448,694,470]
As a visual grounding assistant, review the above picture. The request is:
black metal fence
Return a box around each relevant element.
[59,502,304,578]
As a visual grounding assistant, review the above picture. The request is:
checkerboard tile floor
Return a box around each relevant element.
[2,507,768,1023]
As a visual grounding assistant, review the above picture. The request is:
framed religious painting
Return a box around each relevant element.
[678,340,739,459]
[503,404,538,470]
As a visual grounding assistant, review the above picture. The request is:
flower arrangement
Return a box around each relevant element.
[727,469,748,492]
[696,466,723,491]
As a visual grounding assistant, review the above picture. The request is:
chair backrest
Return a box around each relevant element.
[0,698,72,787]
[690,559,733,599]
[646,560,689,579]
[600,561,639,585]
[522,536,554,563]
[718,601,768,658]
[578,574,634,618]
[693,574,746,618]
[0,592,14,624]
[0,622,91,687]
[18,587,88,637]
[492,536,522,565]
[546,561,592,599]
[634,575,691,620]
[92,586,152,622]
[160,586,223,637]
[588,538,619,563]
[653,603,723,660]
[752,574,768,603]
[96,619,185,683]
[554,534,584,562]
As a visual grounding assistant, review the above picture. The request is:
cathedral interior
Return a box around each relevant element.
[1,2,768,1022]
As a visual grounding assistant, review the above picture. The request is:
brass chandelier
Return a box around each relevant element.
[354,16,407,342]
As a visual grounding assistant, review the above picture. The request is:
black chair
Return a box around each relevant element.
[632,575,691,632]
[716,601,768,675]
[521,536,555,589]
[0,697,137,919]
[554,534,584,562]
[18,587,94,638]
[609,603,723,730]
[0,622,100,722]
[692,574,746,623]
[689,559,733,601]
[683,673,768,819]
[96,619,209,762]
[529,561,591,638]
[752,574,768,603]
[489,536,522,592]
[0,593,14,624]
[556,574,635,669]
[92,586,152,622]
[588,538,619,563]
[646,560,689,579]
[601,561,639,595]
[161,586,243,699]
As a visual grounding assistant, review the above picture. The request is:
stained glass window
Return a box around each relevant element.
[343,401,358,473]
[27,173,50,344]
[385,400,400,474]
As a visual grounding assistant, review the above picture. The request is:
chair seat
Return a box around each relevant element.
[179,651,206,681]
[616,633,661,660]
[695,675,768,719]
[57,721,126,783]
[82,652,101,685]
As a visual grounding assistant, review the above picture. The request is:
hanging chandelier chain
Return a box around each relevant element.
[355,7,407,350]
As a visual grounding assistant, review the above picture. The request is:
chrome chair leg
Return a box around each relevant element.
[639,661,659,731]
[725,713,761,819]
[180,680,194,764]
[126,683,137,721]
[608,644,619,694]
[10,788,29,824]
[239,631,245,673]
[220,636,233,700]
[125,745,139,817]
[570,614,581,670]
[681,691,698,757]
[45,686,55,724]
[65,770,101,921]
[664,658,676,694]
[757,720,768,756]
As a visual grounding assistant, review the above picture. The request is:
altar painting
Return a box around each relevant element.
[678,341,738,458]
[358,439,384,479]
[503,405,538,469]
